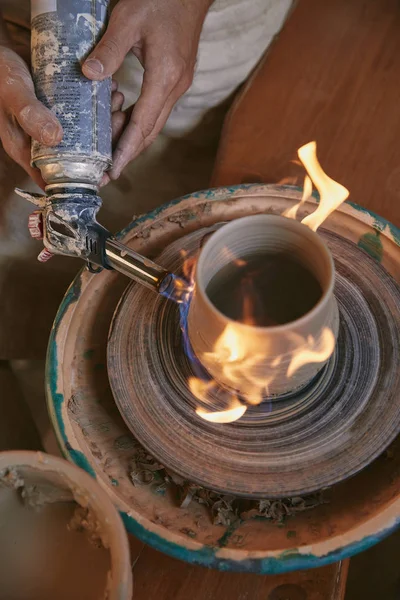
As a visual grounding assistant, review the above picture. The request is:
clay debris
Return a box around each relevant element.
[68,505,106,549]
[128,447,328,526]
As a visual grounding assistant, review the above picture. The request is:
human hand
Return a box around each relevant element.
[0,23,126,189]
[82,0,212,184]
[0,44,62,189]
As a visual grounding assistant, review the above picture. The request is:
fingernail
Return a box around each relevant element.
[83,58,104,76]
[100,174,109,187]
[41,122,61,145]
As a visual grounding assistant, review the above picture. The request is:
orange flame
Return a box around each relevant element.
[283,142,349,230]
[189,378,247,423]
[189,321,335,423]
[299,141,349,231]
[283,175,313,219]
[181,249,197,282]
[286,327,336,378]
[196,403,246,424]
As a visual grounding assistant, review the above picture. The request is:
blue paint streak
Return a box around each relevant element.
[119,509,400,574]
[348,201,400,246]
[46,273,96,479]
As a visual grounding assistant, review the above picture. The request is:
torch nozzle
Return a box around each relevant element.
[105,238,183,294]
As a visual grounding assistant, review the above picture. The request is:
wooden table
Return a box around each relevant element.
[127,537,348,600]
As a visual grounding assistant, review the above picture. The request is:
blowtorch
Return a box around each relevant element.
[16,0,181,297]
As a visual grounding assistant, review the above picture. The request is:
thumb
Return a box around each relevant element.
[82,13,133,80]
[0,49,62,145]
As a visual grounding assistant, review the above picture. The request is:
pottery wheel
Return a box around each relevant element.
[107,226,400,498]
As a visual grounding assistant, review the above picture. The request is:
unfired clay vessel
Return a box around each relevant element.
[188,214,339,397]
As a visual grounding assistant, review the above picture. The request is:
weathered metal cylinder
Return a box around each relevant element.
[30,0,112,187]
[188,214,339,397]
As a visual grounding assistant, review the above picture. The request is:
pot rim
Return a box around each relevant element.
[195,213,335,334]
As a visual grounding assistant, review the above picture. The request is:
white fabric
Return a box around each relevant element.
[117,0,293,136]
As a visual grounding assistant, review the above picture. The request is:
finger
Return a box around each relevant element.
[0,49,62,145]
[111,110,127,147]
[99,111,128,187]
[111,79,118,92]
[109,55,191,178]
[111,91,124,113]
[15,102,63,146]
[0,114,46,189]
[109,95,176,180]
[82,3,137,80]
[99,173,110,187]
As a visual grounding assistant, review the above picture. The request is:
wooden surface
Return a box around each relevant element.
[128,535,349,600]
[212,0,400,229]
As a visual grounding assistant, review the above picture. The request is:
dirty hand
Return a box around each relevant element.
[0,22,128,189]
[82,0,212,184]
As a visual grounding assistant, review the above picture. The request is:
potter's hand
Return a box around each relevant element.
[82,0,212,184]
[0,43,62,189]
[0,15,126,189]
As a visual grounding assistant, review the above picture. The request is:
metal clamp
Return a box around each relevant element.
[15,186,184,294]
[16,187,111,269]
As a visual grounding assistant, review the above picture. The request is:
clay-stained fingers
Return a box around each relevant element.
[100,110,127,187]
[0,47,62,146]
[108,52,193,180]
[111,110,128,147]
[0,112,46,189]
[82,0,140,81]
[111,91,124,113]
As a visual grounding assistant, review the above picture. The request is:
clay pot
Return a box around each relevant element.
[188,214,339,397]
[0,451,132,600]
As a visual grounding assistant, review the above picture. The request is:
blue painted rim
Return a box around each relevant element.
[46,184,400,573]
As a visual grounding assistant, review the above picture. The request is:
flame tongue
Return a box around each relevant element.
[283,175,313,220]
[196,402,247,424]
[299,141,349,231]
[287,328,335,378]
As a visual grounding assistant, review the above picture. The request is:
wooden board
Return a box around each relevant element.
[212,0,400,229]
[129,536,349,600]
